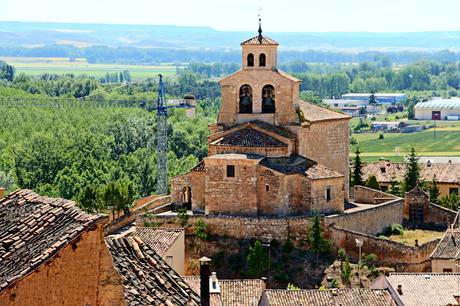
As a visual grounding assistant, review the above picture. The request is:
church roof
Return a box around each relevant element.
[299,100,351,123]
[0,189,106,292]
[211,127,287,148]
[260,155,344,179]
[241,35,279,45]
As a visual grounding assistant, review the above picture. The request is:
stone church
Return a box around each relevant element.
[171,22,350,216]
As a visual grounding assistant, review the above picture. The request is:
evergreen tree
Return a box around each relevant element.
[247,240,268,277]
[403,147,420,192]
[308,214,331,255]
[77,185,102,213]
[351,148,364,187]
[365,175,381,190]
[428,175,440,204]
[369,92,377,114]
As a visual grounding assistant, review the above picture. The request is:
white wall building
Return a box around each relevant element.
[414,98,460,120]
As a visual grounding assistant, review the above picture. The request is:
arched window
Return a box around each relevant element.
[247,53,254,67]
[262,85,275,113]
[259,53,266,67]
[239,85,253,114]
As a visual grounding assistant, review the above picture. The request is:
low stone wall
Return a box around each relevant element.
[325,198,404,236]
[353,185,398,204]
[329,226,439,272]
[139,214,313,242]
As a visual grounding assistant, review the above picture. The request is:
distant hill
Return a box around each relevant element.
[2,21,460,51]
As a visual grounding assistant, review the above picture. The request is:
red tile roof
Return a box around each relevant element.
[362,161,460,184]
[0,189,106,292]
[211,127,287,148]
[262,289,396,306]
[381,273,460,306]
[134,227,183,256]
[241,35,278,45]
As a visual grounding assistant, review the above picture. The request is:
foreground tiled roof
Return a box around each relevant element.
[0,189,106,292]
[363,160,460,183]
[241,35,278,45]
[299,100,351,122]
[430,229,460,259]
[383,273,460,306]
[106,235,201,305]
[211,127,287,148]
[183,276,265,306]
[134,227,183,256]
[262,289,395,306]
[260,155,344,179]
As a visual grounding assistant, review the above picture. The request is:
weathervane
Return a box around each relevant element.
[258,7,263,43]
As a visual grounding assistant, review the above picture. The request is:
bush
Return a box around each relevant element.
[341,256,352,283]
[382,223,404,236]
[378,133,384,140]
[282,238,294,253]
[362,253,377,270]
[194,219,208,240]
[177,208,189,227]
[338,248,346,261]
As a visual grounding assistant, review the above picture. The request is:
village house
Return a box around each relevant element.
[430,227,460,272]
[362,160,460,198]
[171,22,351,216]
[370,272,460,306]
[134,227,185,275]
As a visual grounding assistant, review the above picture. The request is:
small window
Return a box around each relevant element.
[443,268,453,272]
[259,53,266,67]
[247,53,254,67]
[380,167,386,173]
[381,185,388,192]
[265,185,270,192]
[449,188,459,195]
[325,187,332,201]
[227,165,235,178]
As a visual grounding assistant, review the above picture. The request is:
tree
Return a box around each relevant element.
[428,175,440,204]
[194,219,208,240]
[403,147,420,192]
[177,208,189,227]
[308,214,331,255]
[351,148,364,187]
[389,177,400,196]
[365,175,381,190]
[341,256,352,283]
[77,185,102,213]
[102,180,136,218]
[369,92,377,115]
[247,240,269,277]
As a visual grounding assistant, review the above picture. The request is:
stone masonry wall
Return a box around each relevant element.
[325,198,404,235]
[140,214,313,242]
[329,226,438,272]
[0,223,126,306]
[353,186,398,204]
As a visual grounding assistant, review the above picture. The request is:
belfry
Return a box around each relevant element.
[171,20,351,216]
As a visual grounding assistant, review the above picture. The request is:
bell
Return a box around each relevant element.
[263,96,274,106]
[240,96,252,106]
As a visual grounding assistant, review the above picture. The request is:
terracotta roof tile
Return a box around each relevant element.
[134,227,183,256]
[241,35,278,45]
[362,161,460,184]
[260,155,344,179]
[0,189,106,292]
[262,289,395,306]
[299,101,351,122]
[182,276,223,306]
[192,161,206,172]
[430,229,460,259]
[211,127,286,148]
[382,273,460,306]
[106,234,201,305]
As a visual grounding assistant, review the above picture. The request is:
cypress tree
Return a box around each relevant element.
[403,147,420,192]
[428,175,440,204]
[351,148,364,186]
[365,175,381,190]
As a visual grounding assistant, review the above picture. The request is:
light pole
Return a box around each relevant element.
[355,238,363,286]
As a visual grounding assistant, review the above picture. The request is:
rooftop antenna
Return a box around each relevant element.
[258,8,263,43]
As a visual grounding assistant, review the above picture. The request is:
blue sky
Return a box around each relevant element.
[1,0,460,32]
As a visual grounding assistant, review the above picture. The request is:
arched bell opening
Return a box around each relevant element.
[262,85,275,113]
[239,84,253,114]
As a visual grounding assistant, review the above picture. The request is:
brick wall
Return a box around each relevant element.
[0,224,125,306]
[329,226,438,272]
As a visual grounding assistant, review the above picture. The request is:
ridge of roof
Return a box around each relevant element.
[241,35,279,45]
[299,100,351,123]
[0,189,106,292]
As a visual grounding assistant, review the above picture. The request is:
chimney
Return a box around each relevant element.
[210,272,221,293]
[199,257,211,306]
[326,276,334,289]
[0,187,4,199]
[397,284,403,295]
[454,295,460,304]
[261,277,267,290]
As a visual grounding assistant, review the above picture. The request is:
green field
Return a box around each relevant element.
[350,128,460,162]
[0,57,180,80]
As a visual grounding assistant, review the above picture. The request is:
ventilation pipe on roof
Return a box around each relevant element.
[199,257,211,306]
[210,272,221,293]
[397,284,403,295]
